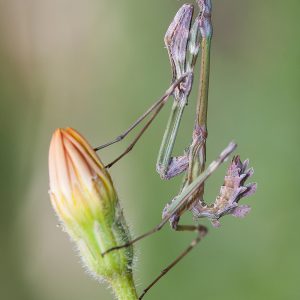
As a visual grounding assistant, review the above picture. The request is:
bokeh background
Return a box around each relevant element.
[1,0,299,299]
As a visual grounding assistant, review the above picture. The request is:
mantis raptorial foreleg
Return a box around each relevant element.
[156,4,202,180]
[94,74,190,168]
[95,4,203,180]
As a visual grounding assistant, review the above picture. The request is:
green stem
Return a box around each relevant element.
[110,273,138,300]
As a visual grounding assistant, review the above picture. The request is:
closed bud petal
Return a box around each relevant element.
[49,128,137,299]
[49,128,116,227]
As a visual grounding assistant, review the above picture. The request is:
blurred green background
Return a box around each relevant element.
[1,0,299,299]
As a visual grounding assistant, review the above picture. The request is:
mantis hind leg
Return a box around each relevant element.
[138,221,207,300]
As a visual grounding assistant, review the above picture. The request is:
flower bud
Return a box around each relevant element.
[49,128,137,299]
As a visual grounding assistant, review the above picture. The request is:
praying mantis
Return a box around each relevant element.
[94,1,256,299]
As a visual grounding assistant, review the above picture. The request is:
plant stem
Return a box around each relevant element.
[110,273,138,300]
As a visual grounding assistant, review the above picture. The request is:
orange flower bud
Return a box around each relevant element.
[48,128,137,299]
[49,128,116,228]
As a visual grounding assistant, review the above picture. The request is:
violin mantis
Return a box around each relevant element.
[95,1,256,298]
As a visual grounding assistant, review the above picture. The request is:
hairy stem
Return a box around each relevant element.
[110,274,138,300]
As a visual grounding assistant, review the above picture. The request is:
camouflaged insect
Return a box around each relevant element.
[191,155,257,227]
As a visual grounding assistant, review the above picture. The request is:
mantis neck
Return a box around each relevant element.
[196,37,211,134]
[180,8,213,213]
[185,37,212,191]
